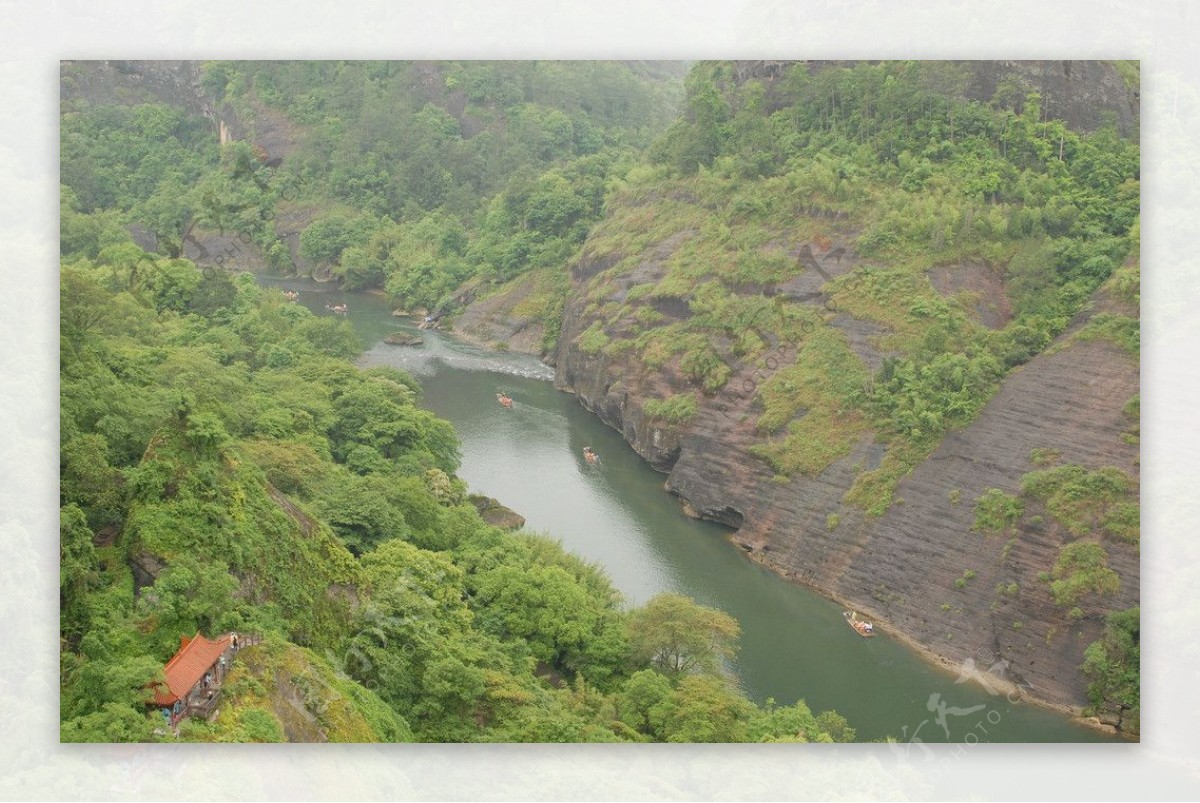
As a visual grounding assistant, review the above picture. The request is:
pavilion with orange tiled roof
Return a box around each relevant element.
[151,632,231,706]
[148,631,263,728]
[149,632,244,726]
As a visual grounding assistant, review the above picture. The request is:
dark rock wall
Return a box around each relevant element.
[555,242,1139,715]
[61,60,211,118]
[835,335,1138,708]
[961,60,1139,139]
[553,60,1139,714]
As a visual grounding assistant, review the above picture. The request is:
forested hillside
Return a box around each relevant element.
[552,60,1139,733]
[564,59,1137,509]
[59,60,858,743]
[59,59,1140,739]
[62,60,685,349]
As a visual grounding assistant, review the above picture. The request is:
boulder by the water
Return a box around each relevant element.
[383,332,424,346]
[468,494,526,530]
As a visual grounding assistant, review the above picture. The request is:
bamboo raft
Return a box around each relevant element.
[843,610,876,638]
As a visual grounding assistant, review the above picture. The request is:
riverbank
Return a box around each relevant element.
[772,561,1126,739]
[258,274,1118,742]
[558,348,1123,737]
[440,269,560,360]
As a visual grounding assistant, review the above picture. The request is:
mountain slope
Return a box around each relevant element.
[551,60,1140,729]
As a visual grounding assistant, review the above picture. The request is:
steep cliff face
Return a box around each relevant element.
[61,60,301,162]
[61,60,210,117]
[450,269,561,357]
[959,60,1138,138]
[832,334,1137,713]
[556,223,1138,717]
[551,58,1139,720]
[738,302,1138,709]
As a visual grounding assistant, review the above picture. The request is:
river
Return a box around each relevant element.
[260,276,1115,743]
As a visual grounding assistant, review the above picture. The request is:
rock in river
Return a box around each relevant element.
[383,331,424,346]
[468,494,526,530]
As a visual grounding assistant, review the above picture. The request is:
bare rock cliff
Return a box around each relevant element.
[555,237,1138,718]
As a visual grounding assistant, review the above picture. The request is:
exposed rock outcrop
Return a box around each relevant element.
[383,332,425,347]
[61,60,210,117]
[555,229,1139,720]
[468,494,527,531]
[451,269,562,358]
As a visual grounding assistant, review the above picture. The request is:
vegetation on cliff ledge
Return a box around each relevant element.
[60,58,1140,739]
[573,61,1138,517]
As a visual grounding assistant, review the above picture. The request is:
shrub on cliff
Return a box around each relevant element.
[1082,607,1139,735]
[643,393,699,425]
[972,488,1024,535]
[1049,542,1120,607]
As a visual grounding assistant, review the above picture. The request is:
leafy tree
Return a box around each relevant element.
[299,213,373,265]
[626,593,740,676]
[61,702,159,743]
[615,669,673,738]
[145,258,203,312]
[61,433,124,529]
[61,653,163,732]
[60,504,100,643]
[658,674,755,742]
[349,540,509,740]
[288,317,362,361]
[470,562,625,684]
[60,263,115,350]
[313,472,411,554]
[652,66,730,174]
[747,698,854,743]
[815,709,857,743]
[136,556,240,653]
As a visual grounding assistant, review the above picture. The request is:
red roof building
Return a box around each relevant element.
[151,632,232,707]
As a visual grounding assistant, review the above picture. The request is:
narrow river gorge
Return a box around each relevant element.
[261,275,1115,743]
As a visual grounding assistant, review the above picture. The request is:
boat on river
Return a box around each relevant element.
[843,610,876,637]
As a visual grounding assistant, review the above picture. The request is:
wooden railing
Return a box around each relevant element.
[188,689,222,720]
[231,632,263,651]
[171,633,265,727]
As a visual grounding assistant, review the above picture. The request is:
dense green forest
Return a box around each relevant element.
[59,61,856,742]
[59,233,855,742]
[62,60,685,348]
[60,59,1140,740]
[580,61,1138,511]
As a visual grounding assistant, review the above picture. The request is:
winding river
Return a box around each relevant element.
[261,276,1115,743]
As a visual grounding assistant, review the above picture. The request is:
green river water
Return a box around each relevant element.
[261,276,1116,743]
